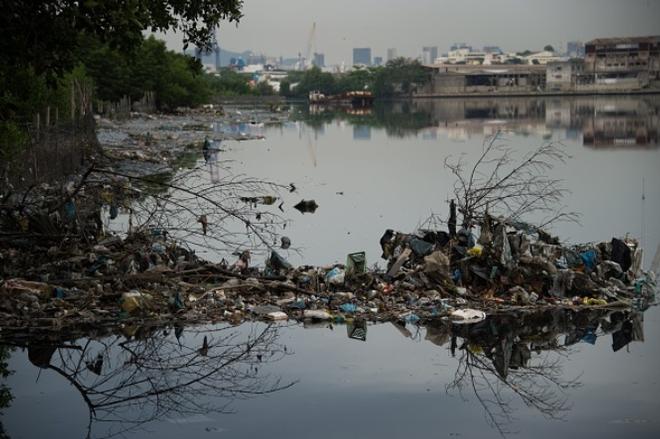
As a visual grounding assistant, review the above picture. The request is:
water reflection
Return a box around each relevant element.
[1,324,293,438]
[298,96,660,147]
[431,308,646,435]
[0,306,654,437]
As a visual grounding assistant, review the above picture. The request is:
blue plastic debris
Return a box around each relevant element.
[555,256,568,269]
[580,250,597,271]
[54,287,67,299]
[288,300,306,310]
[408,238,434,257]
[405,313,420,324]
[325,267,345,285]
[340,303,357,313]
[582,330,597,345]
[172,291,184,311]
[64,200,77,221]
[86,256,108,274]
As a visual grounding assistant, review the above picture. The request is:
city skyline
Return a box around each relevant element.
[156,0,660,66]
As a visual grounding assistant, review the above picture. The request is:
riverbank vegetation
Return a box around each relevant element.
[280,58,431,98]
[0,0,244,157]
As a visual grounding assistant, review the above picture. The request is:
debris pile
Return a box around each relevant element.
[1,210,656,334]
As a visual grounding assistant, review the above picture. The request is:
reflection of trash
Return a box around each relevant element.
[293,199,318,214]
[450,309,486,324]
[266,311,288,320]
[304,309,332,320]
[199,336,209,356]
[197,214,208,235]
[347,318,367,341]
[240,196,278,206]
[86,353,104,375]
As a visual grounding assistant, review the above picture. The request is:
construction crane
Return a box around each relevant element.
[303,22,316,70]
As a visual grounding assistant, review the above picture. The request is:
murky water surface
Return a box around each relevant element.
[2,96,660,438]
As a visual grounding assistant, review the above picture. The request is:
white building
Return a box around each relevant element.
[447,48,470,63]
[523,51,562,65]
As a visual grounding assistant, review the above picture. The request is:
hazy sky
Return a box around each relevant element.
[159,0,660,64]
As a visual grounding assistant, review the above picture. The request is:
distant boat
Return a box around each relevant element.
[308,90,374,107]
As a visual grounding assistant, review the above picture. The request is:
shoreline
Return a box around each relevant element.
[412,89,660,99]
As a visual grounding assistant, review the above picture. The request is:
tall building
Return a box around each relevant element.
[373,56,383,66]
[387,48,397,61]
[566,41,585,58]
[353,48,371,66]
[312,52,325,68]
[422,46,438,64]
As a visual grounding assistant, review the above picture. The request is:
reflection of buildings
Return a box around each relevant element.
[582,98,660,147]
[352,125,371,140]
[409,96,660,147]
[301,96,660,147]
[413,97,551,139]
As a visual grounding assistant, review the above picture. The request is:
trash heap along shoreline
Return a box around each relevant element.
[1,107,657,336]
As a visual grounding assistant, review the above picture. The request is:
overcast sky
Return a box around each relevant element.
[159,0,660,64]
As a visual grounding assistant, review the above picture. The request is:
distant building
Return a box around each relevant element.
[566,41,585,58]
[190,44,221,71]
[546,59,585,91]
[581,36,660,90]
[373,56,383,66]
[450,43,472,52]
[446,48,485,65]
[418,64,546,95]
[387,48,397,61]
[523,50,561,65]
[422,46,438,65]
[483,46,503,54]
[229,57,245,70]
[246,52,266,65]
[353,48,371,66]
[313,52,325,68]
[417,35,660,96]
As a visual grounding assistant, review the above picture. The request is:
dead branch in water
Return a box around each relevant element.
[444,132,579,228]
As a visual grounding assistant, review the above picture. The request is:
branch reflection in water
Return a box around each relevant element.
[419,308,645,436]
[18,323,295,438]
